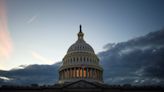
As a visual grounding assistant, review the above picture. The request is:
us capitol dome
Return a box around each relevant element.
[58,25,103,83]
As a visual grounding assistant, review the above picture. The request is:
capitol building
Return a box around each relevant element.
[58,25,103,83]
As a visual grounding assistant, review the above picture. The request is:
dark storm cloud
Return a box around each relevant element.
[0,62,61,86]
[99,29,164,85]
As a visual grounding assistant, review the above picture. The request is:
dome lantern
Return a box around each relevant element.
[78,25,84,40]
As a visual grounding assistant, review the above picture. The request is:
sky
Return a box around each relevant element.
[0,0,164,70]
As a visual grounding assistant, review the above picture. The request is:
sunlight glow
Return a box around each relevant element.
[0,0,13,69]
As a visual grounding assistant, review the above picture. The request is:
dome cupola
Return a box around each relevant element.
[67,25,94,54]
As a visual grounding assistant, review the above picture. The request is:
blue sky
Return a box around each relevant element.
[0,0,164,70]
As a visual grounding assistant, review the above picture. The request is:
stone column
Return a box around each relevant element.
[82,67,84,78]
[69,68,71,79]
[86,68,88,78]
[97,69,98,80]
[63,70,64,79]
[65,69,66,79]
[79,68,81,78]
[62,70,64,80]
[62,70,64,79]
[89,68,91,78]
[98,70,99,80]
[60,71,62,80]
[97,70,99,80]
[70,68,71,79]
[90,68,92,78]
[92,68,94,79]
[79,67,81,78]
[67,68,69,79]
[101,71,102,80]
[72,68,74,78]
[67,69,68,79]
[64,69,67,79]
[96,70,98,80]
[64,69,65,79]
[93,69,95,79]
[71,68,73,79]
[96,69,98,79]
[59,71,61,80]
[99,70,101,80]
[77,67,79,78]
[84,68,86,78]
[101,71,103,80]
[74,68,76,78]
[59,71,60,80]
[68,68,70,79]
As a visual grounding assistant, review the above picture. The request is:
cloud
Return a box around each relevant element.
[31,51,54,64]
[0,62,61,85]
[0,76,12,81]
[99,29,164,85]
[27,15,38,24]
[103,43,116,50]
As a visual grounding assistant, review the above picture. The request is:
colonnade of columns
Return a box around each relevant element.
[59,67,103,81]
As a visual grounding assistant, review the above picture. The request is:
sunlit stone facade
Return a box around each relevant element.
[59,25,103,83]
